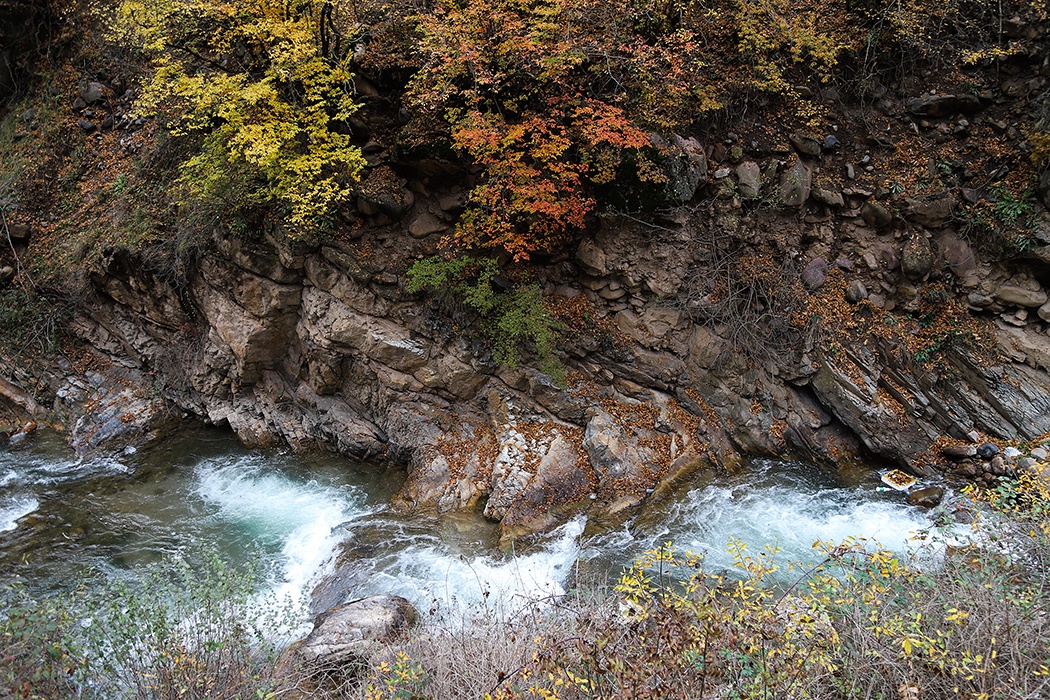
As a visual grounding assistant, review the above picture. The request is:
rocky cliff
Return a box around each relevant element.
[3,15,1050,544]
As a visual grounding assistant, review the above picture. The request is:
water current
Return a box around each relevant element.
[1,425,942,623]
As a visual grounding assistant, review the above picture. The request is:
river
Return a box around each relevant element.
[1,425,941,622]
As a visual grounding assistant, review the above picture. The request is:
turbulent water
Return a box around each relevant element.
[0,426,944,622]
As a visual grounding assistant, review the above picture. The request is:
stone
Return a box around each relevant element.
[905,94,982,118]
[77,119,97,133]
[0,266,14,286]
[845,280,867,303]
[6,223,30,240]
[811,187,844,208]
[907,485,945,508]
[942,444,977,459]
[977,443,1000,459]
[904,197,953,228]
[846,163,856,180]
[276,594,416,694]
[939,236,975,276]
[576,239,607,276]
[995,284,1048,308]
[823,134,840,151]
[714,167,732,179]
[735,161,761,198]
[901,235,934,281]
[801,257,828,291]
[1003,446,1023,459]
[1031,447,1049,460]
[860,201,893,229]
[80,81,106,105]
[407,210,447,239]
[789,133,822,158]
[662,134,708,203]
[778,158,811,207]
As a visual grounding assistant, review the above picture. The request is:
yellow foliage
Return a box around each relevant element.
[115,0,366,233]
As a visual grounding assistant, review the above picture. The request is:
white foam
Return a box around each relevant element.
[194,455,370,603]
[359,517,586,618]
[1,495,39,532]
[589,461,938,576]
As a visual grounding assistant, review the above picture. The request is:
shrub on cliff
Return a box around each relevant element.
[114,0,366,234]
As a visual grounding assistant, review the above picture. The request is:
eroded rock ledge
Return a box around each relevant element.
[2,161,1035,543]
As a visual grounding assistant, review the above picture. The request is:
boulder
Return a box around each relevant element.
[994,284,1048,308]
[1039,166,1050,212]
[576,239,607,276]
[661,134,708,203]
[861,201,894,229]
[901,236,934,281]
[905,197,953,228]
[801,257,828,291]
[779,158,811,207]
[276,595,416,697]
[905,94,982,118]
[811,187,844,208]
[845,280,867,303]
[789,133,823,158]
[407,210,447,239]
[735,161,761,199]
[907,486,945,508]
[80,81,106,105]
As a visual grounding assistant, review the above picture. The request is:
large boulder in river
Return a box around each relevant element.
[275,595,417,697]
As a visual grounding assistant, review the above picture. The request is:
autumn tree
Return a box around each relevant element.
[403,0,866,261]
[115,0,366,233]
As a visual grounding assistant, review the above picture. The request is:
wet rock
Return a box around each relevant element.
[801,257,828,291]
[977,443,999,459]
[908,485,945,508]
[861,201,894,229]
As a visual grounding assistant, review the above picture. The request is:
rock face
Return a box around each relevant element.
[12,168,1050,545]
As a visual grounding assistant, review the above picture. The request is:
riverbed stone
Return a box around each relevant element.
[907,485,945,508]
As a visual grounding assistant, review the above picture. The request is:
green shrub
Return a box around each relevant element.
[407,256,564,384]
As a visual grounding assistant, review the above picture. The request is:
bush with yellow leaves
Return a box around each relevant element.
[113,0,366,234]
